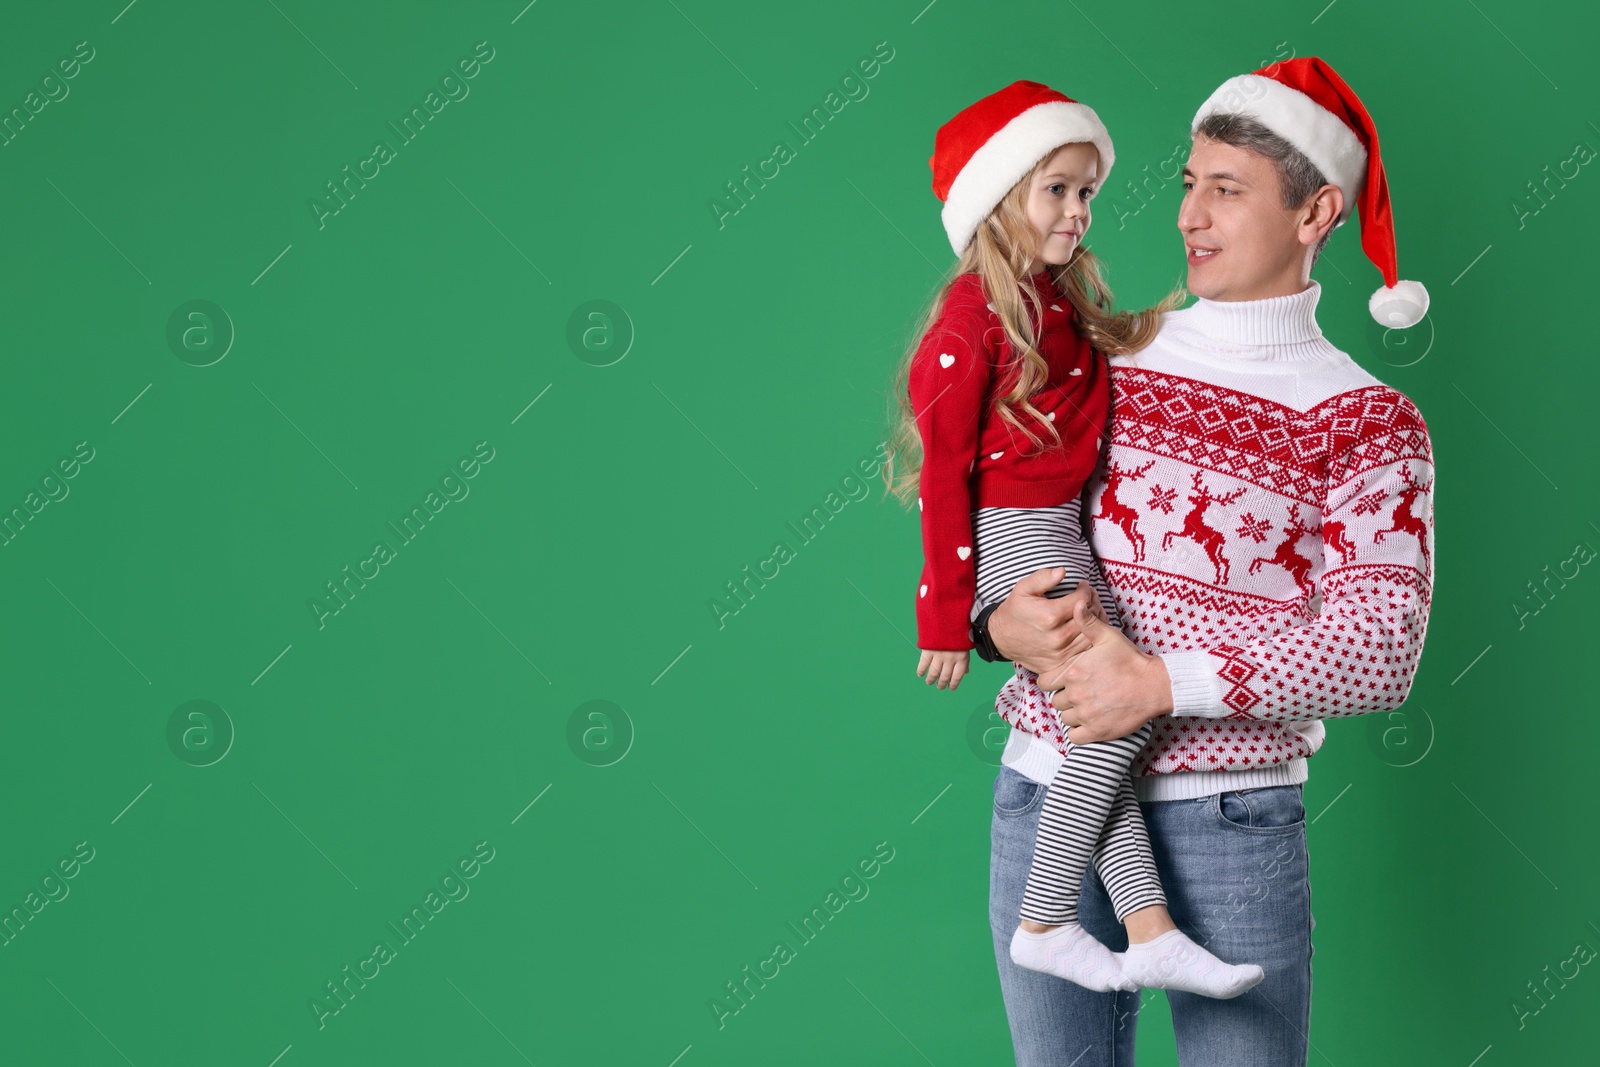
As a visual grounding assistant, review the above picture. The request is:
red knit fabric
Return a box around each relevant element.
[908,270,1109,650]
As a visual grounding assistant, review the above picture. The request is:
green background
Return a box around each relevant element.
[1,1,1595,1063]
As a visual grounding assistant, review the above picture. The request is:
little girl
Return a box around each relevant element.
[885,80,1264,999]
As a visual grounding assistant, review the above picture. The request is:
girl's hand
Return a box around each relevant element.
[917,648,970,691]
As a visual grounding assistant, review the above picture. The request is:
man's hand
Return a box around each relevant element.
[986,567,1105,675]
[1039,600,1174,743]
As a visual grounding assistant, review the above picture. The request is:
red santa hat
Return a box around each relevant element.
[1191,57,1429,328]
[929,80,1114,258]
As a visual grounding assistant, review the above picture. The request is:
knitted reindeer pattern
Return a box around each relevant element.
[997,364,1436,776]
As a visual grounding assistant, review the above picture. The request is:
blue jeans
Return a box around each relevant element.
[989,764,1314,1066]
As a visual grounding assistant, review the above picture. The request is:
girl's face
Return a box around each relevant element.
[1023,142,1099,275]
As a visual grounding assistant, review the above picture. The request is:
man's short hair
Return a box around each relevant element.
[1193,112,1336,267]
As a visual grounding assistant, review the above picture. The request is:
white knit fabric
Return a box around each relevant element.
[998,282,1435,802]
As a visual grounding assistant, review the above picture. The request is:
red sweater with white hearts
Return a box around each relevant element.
[908,269,1110,651]
[996,281,1437,802]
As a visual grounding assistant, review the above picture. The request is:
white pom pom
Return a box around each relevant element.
[1369,280,1429,329]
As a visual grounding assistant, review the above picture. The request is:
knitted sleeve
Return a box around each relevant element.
[1158,389,1435,721]
[909,276,997,651]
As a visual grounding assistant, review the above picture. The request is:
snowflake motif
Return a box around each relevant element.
[1147,483,1177,514]
[1352,489,1388,515]
[1235,511,1273,543]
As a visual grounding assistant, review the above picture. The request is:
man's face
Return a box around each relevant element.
[1024,142,1099,273]
[1177,134,1310,302]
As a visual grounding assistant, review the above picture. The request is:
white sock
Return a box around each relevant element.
[1120,929,1265,999]
[1009,923,1137,993]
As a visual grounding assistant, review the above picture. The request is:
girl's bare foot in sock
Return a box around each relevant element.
[1119,928,1265,999]
[1009,922,1137,992]
[1117,904,1264,999]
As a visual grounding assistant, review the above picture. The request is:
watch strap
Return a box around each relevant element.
[970,600,1003,663]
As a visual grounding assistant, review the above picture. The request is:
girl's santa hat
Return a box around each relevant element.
[1191,57,1429,328]
[929,80,1114,258]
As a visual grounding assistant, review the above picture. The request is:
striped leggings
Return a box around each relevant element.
[972,499,1168,926]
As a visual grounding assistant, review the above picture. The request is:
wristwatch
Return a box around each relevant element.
[970,601,1004,663]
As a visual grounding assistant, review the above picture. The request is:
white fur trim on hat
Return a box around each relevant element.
[941,100,1115,256]
[1370,279,1429,329]
[1191,75,1367,217]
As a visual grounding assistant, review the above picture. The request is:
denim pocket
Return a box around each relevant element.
[1215,785,1306,834]
[993,766,1045,817]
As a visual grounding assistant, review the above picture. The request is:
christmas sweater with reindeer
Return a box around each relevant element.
[997,280,1436,802]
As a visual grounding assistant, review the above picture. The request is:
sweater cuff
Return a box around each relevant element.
[1158,651,1227,718]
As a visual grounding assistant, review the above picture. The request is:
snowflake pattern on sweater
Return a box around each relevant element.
[996,283,1435,779]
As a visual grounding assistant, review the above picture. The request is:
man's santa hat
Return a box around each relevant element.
[929,80,1114,258]
[1191,57,1429,328]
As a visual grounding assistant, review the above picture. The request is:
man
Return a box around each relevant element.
[974,58,1435,1066]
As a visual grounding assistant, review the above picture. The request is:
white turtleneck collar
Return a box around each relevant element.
[1120,277,1382,411]
[1164,280,1338,362]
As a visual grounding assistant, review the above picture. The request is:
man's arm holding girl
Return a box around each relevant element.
[989,394,1435,743]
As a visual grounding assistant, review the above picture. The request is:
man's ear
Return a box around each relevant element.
[1301,183,1343,248]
